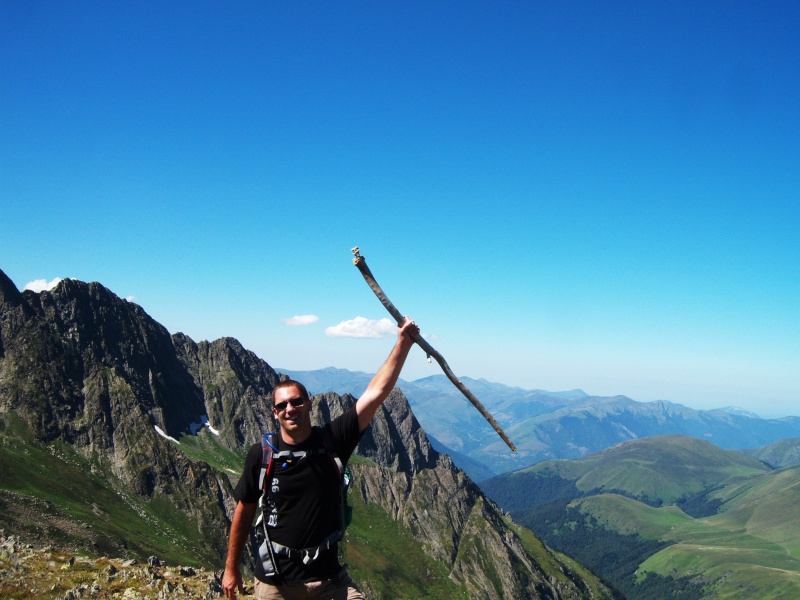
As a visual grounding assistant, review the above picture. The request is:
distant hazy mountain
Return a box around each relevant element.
[716,405,763,418]
[277,366,377,396]
[279,367,800,481]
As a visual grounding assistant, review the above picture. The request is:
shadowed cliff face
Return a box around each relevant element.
[0,269,612,599]
[0,274,240,560]
[2,276,207,444]
[172,332,279,450]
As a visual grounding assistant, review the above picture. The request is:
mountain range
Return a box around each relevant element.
[0,269,612,599]
[279,367,800,481]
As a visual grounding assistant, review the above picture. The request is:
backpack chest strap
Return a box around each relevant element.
[269,529,343,564]
[257,447,333,490]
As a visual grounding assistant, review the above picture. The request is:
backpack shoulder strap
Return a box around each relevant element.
[258,431,279,491]
[316,425,344,478]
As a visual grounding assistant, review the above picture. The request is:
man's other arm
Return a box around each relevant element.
[222,500,257,599]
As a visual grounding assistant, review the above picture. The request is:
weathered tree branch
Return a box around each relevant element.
[351,246,516,452]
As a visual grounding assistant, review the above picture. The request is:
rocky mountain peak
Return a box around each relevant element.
[3,273,208,446]
[0,268,25,309]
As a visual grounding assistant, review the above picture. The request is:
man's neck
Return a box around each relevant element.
[280,426,313,446]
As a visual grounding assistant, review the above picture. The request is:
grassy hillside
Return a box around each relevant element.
[741,437,800,469]
[575,494,693,539]
[176,427,244,475]
[1,422,467,595]
[0,416,223,567]
[343,491,471,599]
[485,436,800,598]
[501,513,615,599]
[0,417,498,599]
[635,465,800,597]
[483,435,770,509]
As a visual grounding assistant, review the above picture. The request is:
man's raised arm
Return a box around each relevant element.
[355,317,418,431]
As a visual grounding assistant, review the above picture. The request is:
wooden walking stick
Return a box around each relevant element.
[351,246,517,452]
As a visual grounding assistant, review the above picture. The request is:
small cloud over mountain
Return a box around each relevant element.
[282,314,320,326]
[24,277,63,292]
[325,316,395,338]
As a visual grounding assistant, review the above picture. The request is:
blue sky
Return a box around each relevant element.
[2,2,798,417]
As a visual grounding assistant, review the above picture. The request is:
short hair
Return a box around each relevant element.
[271,379,310,405]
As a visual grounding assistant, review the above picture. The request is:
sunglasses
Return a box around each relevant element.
[273,396,307,412]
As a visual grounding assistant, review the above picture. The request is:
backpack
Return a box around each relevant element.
[254,427,352,575]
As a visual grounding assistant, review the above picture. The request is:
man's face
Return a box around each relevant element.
[272,385,312,437]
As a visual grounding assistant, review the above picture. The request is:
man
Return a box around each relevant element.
[223,317,419,599]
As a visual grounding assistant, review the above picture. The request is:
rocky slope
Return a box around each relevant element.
[0,269,612,599]
[0,533,225,600]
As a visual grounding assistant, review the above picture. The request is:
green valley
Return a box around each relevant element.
[482,435,800,598]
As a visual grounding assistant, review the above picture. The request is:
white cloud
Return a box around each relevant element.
[282,314,320,326]
[24,277,63,292]
[325,316,396,338]
[125,295,138,303]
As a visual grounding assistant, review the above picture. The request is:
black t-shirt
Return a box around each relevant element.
[234,407,363,583]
